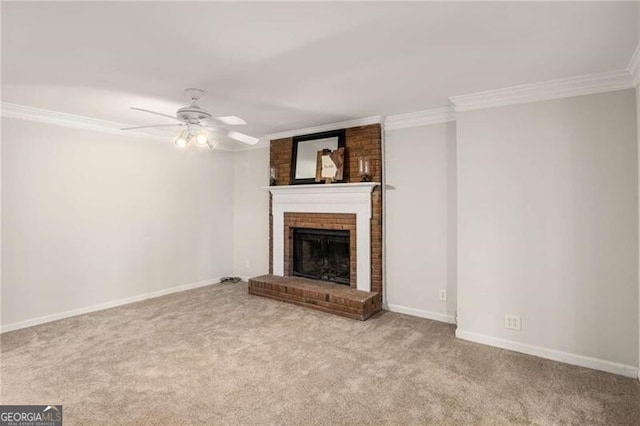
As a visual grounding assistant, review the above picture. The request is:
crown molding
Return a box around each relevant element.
[384,106,455,130]
[0,102,265,151]
[264,116,383,141]
[627,42,640,87]
[0,102,172,141]
[449,70,634,112]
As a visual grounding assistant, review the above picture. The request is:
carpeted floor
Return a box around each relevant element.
[1,282,639,425]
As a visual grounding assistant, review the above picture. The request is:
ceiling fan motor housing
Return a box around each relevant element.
[176,105,212,124]
[177,89,212,124]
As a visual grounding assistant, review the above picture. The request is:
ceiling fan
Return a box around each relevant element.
[120,88,259,149]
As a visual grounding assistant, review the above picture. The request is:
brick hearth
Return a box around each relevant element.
[248,275,382,320]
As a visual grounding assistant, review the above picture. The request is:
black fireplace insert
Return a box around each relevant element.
[292,228,350,285]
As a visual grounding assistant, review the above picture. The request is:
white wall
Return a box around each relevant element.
[385,123,457,323]
[1,117,235,328]
[637,84,640,378]
[233,148,270,280]
[456,89,639,374]
[636,6,640,379]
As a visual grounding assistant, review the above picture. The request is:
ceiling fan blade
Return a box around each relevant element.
[203,124,257,144]
[227,130,259,145]
[130,107,179,121]
[121,123,185,131]
[215,116,247,125]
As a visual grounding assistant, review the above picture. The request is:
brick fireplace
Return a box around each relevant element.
[249,123,383,320]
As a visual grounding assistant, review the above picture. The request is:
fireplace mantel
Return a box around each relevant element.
[267,182,380,292]
[266,182,379,195]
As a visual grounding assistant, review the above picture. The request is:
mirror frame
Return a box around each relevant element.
[290,129,346,185]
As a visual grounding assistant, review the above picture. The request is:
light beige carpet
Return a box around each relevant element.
[1,282,639,425]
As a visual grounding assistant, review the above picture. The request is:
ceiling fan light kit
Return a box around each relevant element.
[195,133,209,146]
[173,128,216,149]
[122,88,257,149]
[175,135,188,149]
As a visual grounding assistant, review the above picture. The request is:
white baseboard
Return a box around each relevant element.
[384,303,456,324]
[455,329,639,379]
[0,277,224,334]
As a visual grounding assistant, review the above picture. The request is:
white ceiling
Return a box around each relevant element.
[2,2,638,143]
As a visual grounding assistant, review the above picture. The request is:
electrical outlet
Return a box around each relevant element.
[245,259,250,269]
[504,314,521,331]
[438,289,447,302]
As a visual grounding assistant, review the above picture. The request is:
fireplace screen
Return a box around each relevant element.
[292,228,350,285]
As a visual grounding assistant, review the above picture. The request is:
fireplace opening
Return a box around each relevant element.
[292,228,350,285]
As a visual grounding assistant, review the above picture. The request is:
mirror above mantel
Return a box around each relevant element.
[290,129,346,185]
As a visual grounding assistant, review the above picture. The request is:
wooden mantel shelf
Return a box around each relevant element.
[263,182,380,194]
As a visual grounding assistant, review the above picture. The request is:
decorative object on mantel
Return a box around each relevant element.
[290,129,346,185]
[358,158,371,182]
[269,166,277,186]
[315,147,345,184]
